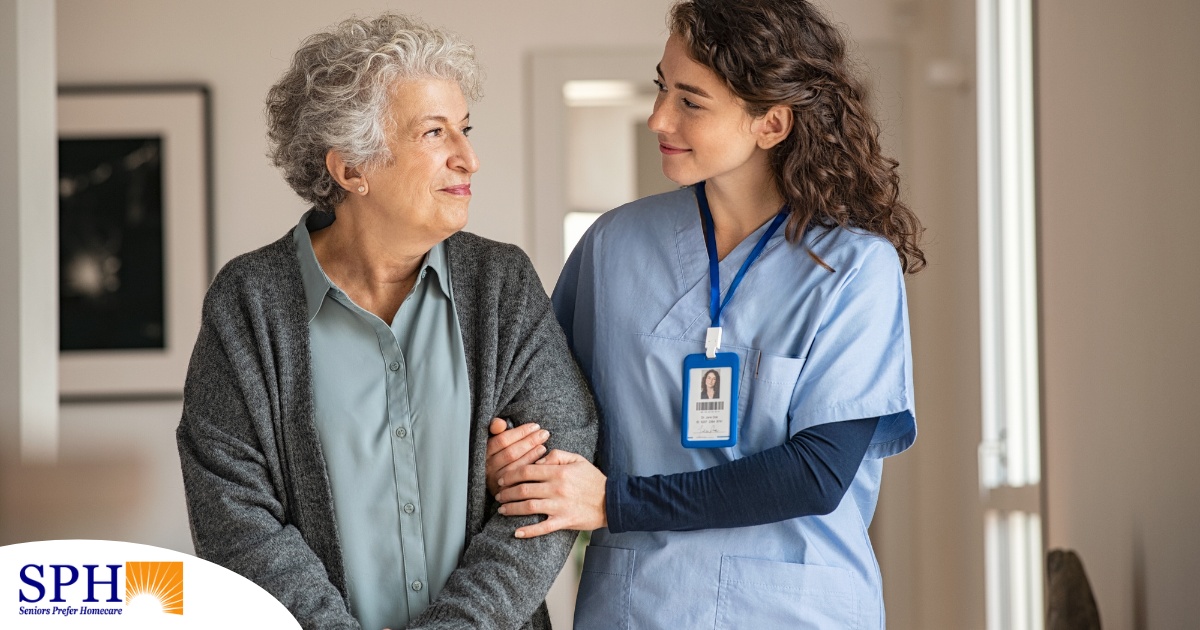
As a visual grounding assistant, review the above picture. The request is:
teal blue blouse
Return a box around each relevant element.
[293,211,470,630]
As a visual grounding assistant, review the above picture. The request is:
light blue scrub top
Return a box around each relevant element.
[293,212,471,630]
[555,188,916,630]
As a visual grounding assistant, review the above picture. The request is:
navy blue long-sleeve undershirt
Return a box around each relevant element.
[605,417,879,533]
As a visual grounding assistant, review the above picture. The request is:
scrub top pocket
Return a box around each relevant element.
[574,545,636,630]
[714,555,861,630]
[736,351,805,456]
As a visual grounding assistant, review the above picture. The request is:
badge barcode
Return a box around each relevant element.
[696,401,725,411]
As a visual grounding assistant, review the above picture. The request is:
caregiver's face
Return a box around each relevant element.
[647,34,761,187]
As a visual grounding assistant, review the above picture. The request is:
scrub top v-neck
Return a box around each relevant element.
[553,186,916,630]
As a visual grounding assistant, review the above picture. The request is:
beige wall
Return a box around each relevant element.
[1039,0,1200,627]
[34,0,912,542]
[55,0,679,264]
[13,5,682,626]
[2,0,1025,628]
[17,0,1200,627]
[873,1,985,627]
[13,1,955,627]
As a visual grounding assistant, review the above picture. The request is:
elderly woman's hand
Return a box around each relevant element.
[494,450,608,538]
[485,418,550,497]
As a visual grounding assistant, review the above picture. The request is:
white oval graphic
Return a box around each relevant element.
[0,539,300,628]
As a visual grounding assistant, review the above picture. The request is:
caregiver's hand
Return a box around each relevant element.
[495,449,608,538]
[485,418,549,497]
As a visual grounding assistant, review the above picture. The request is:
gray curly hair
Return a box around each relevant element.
[266,13,483,211]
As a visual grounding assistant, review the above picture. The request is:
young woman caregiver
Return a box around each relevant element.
[487,0,924,627]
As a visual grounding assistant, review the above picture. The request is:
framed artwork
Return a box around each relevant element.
[57,85,212,401]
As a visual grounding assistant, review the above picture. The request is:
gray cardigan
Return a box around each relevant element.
[177,228,599,630]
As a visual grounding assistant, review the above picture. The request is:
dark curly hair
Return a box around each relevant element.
[669,0,926,273]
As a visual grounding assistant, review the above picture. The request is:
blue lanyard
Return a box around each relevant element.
[695,181,788,329]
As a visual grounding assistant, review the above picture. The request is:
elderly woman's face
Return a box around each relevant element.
[365,78,479,242]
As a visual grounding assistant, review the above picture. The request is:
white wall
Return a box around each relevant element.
[0,0,58,469]
[567,104,644,213]
[1039,0,1200,627]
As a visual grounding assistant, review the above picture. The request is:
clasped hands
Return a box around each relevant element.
[484,418,607,539]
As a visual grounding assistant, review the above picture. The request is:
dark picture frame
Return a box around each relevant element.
[57,85,213,401]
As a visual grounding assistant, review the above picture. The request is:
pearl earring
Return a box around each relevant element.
[357,185,366,194]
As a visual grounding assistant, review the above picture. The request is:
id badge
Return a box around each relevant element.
[681,352,739,448]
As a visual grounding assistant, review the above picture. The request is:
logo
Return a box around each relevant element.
[17,560,183,618]
[2,540,300,628]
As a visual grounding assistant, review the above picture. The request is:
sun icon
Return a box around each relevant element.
[125,561,184,615]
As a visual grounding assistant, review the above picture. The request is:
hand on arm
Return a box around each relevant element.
[494,449,608,538]
[489,417,877,536]
[484,418,550,497]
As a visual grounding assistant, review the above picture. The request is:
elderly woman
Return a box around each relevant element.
[176,14,597,630]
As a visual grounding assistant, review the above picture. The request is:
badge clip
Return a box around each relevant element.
[705,327,722,359]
